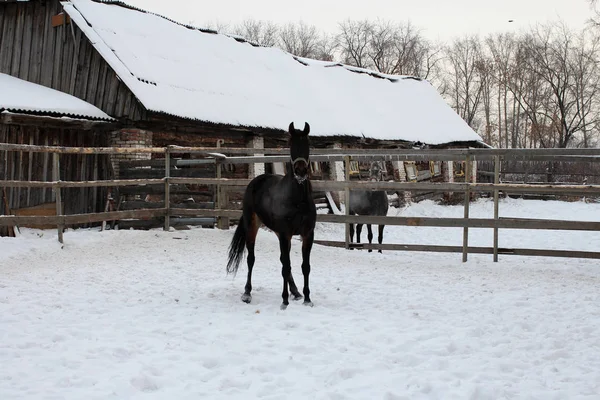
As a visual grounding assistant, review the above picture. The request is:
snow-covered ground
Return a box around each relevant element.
[1,198,600,399]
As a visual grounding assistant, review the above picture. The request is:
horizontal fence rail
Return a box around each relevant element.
[2,143,600,261]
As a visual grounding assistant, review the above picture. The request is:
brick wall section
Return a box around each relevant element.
[110,129,153,177]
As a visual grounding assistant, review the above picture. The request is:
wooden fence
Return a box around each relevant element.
[2,143,600,262]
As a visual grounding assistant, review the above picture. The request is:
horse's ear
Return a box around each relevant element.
[288,122,295,135]
[303,122,310,136]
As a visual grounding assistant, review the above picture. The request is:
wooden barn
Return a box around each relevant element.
[0,0,486,226]
[0,72,115,233]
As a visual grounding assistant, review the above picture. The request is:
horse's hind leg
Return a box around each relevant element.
[366,224,373,252]
[377,225,385,253]
[349,223,355,247]
[301,231,314,306]
[241,213,260,303]
[356,224,363,244]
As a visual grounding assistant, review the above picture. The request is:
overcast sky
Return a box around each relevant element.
[125,0,593,41]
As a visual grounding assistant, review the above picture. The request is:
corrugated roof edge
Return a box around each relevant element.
[1,107,115,122]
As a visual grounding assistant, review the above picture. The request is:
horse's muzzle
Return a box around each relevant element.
[292,158,309,184]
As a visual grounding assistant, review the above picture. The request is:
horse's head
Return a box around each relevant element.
[288,122,311,184]
[369,161,386,182]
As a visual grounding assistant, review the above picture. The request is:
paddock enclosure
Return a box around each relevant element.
[2,143,600,262]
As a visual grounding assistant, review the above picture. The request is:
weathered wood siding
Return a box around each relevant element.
[0,0,145,120]
[0,123,112,215]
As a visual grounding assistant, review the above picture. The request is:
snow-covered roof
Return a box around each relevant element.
[0,73,113,121]
[61,0,483,145]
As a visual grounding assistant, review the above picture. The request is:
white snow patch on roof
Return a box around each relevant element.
[62,0,482,145]
[0,73,113,121]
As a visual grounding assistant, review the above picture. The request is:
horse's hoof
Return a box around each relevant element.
[378,250,382,254]
[241,293,252,303]
[368,249,373,253]
[303,300,314,307]
[280,303,288,310]
[292,293,303,301]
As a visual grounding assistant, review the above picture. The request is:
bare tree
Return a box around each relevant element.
[590,0,600,28]
[232,19,279,47]
[336,19,442,81]
[314,33,337,62]
[336,19,373,68]
[367,19,396,73]
[278,22,321,58]
[520,23,600,148]
[444,35,486,129]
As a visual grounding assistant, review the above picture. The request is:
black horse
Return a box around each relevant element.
[226,122,317,310]
[349,161,389,253]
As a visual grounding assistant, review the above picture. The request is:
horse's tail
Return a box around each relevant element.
[226,216,246,275]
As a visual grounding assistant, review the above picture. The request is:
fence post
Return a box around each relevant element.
[52,151,64,244]
[164,146,171,231]
[216,140,229,230]
[493,155,500,262]
[462,154,471,262]
[344,155,351,249]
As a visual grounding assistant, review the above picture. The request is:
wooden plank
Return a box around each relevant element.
[119,168,216,179]
[170,209,242,218]
[119,159,179,168]
[0,143,164,154]
[119,185,213,196]
[18,4,33,81]
[85,47,101,105]
[51,13,70,28]
[120,201,214,210]
[69,24,82,95]
[0,3,16,74]
[118,217,216,230]
[10,5,24,76]
[0,179,165,188]
[316,214,600,231]
[104,68,120,115]
[51,14,64,89]
[40,3,55,87]
[75,38,92,101]
[312,240,600,260]
[0,208,166,226]
[95,63,108,107]
[29,0,45,84]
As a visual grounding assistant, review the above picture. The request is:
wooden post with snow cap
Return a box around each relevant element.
[344,155,351,249]
[462,155,471,262]
[493,155,500,262]
[216,139,229,230]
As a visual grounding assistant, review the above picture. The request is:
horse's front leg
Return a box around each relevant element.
[278,235,292,310]
[377,224,385,254]
[366,224,373,252]
[301,231,314,306]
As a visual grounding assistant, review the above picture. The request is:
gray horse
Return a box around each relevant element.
[349,162,389,253]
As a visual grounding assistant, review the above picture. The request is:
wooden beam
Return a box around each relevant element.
[316,214,600,231]
[313,240,600,260]
[51,13,71,28]
[0,209,165,226]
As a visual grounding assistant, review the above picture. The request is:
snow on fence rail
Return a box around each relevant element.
[2,143,600,262]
